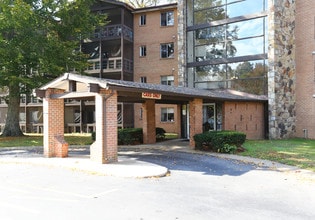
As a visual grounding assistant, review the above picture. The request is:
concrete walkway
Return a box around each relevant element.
[0,145,169,178]
[0,139,314,179]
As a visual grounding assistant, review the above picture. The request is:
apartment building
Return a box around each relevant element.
[0,0,266,139]
[5,0,313,140]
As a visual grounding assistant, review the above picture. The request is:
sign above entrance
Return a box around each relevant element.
[142,92,162,100]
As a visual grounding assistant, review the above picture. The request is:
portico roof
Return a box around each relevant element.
[37,72,267,104]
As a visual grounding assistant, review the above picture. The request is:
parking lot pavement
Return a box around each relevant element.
[1,141,315,220]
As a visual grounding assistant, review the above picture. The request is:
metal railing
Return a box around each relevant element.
[92,25,133,41]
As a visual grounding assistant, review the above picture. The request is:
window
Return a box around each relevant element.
[161,11,174,26]
[160,43,174,58]
[161,107,174,122]
[187,0,268,95]
[161,75,174,85]
[140,45,146,57]
[140,76,147,83]
[140,14,146,26]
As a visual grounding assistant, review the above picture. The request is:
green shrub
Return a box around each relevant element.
[217,143,237,154]
[118,128,143,145]
[193,130,246,153]
[91,131,96,141]
[92,127,167,145]
[156,127,166,141]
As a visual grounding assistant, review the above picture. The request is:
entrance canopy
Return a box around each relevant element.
[36,72,267,164]
[37,72,267,104]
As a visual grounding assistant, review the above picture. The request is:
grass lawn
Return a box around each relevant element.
[0,133,93,148]
[0,133,178,147]
[240,138,315,171]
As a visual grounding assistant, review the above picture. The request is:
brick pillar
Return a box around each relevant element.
[189,98,203,149]
[90,89,118,163]
[143,100,156,144]
[43,88,68,158]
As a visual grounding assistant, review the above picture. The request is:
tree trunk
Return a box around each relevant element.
[1,83,24,137]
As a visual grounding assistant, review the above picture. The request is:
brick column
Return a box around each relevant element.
[189,98,203,149]
[43,88,68,158]
[90,89,118,163]
[143,100,156,144]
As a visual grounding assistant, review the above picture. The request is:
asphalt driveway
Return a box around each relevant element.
[1,141,315,220]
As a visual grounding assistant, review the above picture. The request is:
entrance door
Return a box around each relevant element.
[203,104,216,132]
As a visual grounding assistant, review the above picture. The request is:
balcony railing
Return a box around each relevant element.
[85,57,133,74]
[91,25,133,41]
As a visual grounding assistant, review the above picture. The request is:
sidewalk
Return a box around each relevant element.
[0,145,169,178]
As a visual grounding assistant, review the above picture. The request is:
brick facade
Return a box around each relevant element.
[223,102,265,140]
[142,100,156,144]
[133,5,181,136]
[43,88,68,158]
[295,1,315,138]
[189,98,203,148]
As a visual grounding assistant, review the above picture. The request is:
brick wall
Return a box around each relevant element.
[189,98,203,148]
[43,88,68,158]
[223,102,265,140]
[295,1,315,138]
[133,6,181,136]
[142,100,156,144]
[90,89,118,163]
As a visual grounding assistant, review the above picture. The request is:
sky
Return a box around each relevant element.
[158,0,176,5]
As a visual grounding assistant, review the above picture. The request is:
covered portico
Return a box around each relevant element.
[36,72,266,164]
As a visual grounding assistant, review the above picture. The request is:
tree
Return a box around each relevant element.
[0,0,107,136]
[235,61,254,79]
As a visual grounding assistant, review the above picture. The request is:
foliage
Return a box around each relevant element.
[0,0,107,136]
[118,128,143,145]
[156,127,166,141]
[92,127,166,145]
[217,143,237,154]
[193,130,246,153]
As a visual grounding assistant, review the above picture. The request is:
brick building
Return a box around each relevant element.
[3,0,314,141]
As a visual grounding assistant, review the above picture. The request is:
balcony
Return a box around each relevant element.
[85,57,133,74]
[90,25,133,42]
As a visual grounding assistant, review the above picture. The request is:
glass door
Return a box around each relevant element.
[203,104,216,132]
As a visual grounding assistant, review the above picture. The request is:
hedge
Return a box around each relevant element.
[193,130,246,153]
[92,127,166,145]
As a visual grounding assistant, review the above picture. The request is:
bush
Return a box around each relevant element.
[91,131,96,141]
[92,127,167,145]
[156,127,166,141]
[193,130,246,154]
[118,128,143,145]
